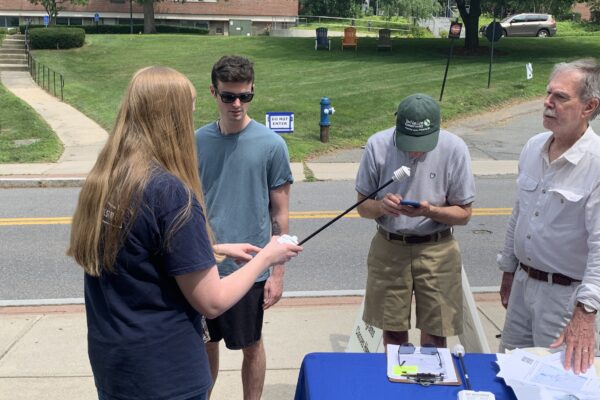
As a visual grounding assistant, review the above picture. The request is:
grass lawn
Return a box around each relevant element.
[29,34,600,161]
[0,84,63,163]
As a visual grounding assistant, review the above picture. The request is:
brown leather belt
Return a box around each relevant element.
[519,262,580,286]
[378,226,452,244]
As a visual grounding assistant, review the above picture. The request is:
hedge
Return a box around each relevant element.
[29,27,85,49]
[21,24,208,35]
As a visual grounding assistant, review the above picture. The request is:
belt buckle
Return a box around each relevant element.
[547,272,553,285]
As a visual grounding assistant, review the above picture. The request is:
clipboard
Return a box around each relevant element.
[386,344,462,386]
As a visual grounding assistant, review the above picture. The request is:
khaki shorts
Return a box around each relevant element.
[363,230,463,337]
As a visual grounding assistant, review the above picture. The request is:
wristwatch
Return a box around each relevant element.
[576,302,598,314]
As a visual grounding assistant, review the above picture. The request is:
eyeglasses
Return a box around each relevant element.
[397,343,442,369]
[215,90,254,104]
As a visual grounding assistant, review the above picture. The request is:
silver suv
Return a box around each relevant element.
[499,13,557,37]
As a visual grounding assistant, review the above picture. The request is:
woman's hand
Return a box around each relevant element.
[214,243,261,264]
[262,236,303,266]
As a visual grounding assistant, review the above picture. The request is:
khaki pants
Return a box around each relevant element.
[363,230,463,337]
[501,267,600,353]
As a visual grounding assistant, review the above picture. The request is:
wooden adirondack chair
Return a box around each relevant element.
[315,27,331,51]
[341,27,358,51]
[377,28,392,51]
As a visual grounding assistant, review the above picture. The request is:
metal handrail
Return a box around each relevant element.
[24,21,64,101]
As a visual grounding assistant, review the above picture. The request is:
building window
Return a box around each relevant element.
[1,16,19,27]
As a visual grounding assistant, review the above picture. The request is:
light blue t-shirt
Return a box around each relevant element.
[195,119,293,280]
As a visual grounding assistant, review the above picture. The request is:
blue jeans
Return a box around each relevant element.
[98,389,208,400]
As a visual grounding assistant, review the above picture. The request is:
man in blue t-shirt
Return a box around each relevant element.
[195,55,293,400]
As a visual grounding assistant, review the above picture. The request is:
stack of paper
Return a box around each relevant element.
[496,349,600,400]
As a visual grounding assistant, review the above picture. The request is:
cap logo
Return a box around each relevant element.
[404,118,431,132]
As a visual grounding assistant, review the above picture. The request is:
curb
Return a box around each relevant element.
[0,177,86,188]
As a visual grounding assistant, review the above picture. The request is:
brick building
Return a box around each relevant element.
[0,0,298,35]
[572,2,592,21]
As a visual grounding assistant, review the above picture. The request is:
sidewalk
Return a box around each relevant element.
[0,294,504,400]
[0,71,107,186]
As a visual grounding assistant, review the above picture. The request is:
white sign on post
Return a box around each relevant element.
[526,63,533,80]
[265,112,294,134]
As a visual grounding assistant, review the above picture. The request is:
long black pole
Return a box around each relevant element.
[458,354,472,390]
[439,38,454,101]
[487,18,497,89]
[299,178,395,245]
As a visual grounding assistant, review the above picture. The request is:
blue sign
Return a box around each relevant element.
[94,13,100,23]
[266,112,294,134]
[43,15,49,27]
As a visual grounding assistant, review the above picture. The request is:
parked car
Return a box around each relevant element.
[480,13,557,38]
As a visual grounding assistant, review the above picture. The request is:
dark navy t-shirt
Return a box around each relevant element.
[84,170,216,400]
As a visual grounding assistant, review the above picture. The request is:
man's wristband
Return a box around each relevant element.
[576,302,598,315]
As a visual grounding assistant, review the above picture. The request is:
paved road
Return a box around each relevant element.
[0,177,516,303]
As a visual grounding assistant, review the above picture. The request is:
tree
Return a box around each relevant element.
[456,0,482,50]
[482,0,576,19]
[379,0,442,22]
[28,0,88,26]
[136,0,159,34]
[591,0,600,23]
[300,0,363,18]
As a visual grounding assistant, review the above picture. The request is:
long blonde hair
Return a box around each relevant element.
[68,66,216,276]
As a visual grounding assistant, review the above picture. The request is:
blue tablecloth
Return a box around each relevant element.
[294,352,517,400]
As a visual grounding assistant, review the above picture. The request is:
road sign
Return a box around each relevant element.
[94,13,100,23]
[43,15,49,27]
[448,21,462,39]
[266,112,294,134]
[485,22,503,42]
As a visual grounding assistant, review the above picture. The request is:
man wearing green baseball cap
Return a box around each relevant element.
[355,93,475,349]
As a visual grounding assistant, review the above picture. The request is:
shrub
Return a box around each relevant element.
[29,27,85,49]
[21,24,208,35]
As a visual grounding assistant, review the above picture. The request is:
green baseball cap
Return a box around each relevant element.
[394,93,440,152]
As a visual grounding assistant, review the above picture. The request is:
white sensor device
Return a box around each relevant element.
[277,234,298,245]
[392,166,411,182]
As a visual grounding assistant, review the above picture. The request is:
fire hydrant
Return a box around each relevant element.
[319,97,335,143]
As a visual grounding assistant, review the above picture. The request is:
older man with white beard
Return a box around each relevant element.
[497,58,600,374]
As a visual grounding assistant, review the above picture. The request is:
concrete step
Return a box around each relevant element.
[0,64,29,71]
[4,38,25,44]
[0,59,27,65]
[0,53,26,59]
[2,43,26,49]
[0,49,27,55]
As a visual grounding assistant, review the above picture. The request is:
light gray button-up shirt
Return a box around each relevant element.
[498,126,600,310]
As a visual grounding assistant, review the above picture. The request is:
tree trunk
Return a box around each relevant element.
[456,0,482,50]
[143,1,156,34]
[44,3,58,25]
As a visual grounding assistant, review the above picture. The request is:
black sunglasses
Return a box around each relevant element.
[215,90,254,104]
[397,342,442,369]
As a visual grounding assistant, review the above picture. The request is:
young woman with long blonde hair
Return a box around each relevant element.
[67,66,301,400]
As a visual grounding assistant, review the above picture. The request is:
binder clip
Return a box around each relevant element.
[402,372,444,386]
